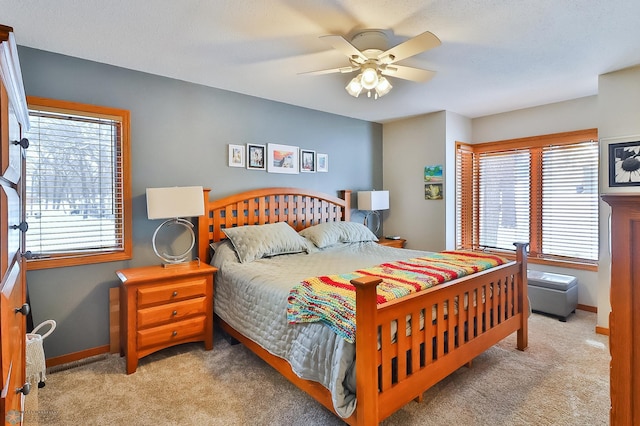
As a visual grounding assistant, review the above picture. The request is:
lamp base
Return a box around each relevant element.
[152,218,196,265]
[363,210,381,236]
[161,258,201,269]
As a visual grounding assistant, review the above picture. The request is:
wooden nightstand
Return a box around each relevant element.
[377,237,406,248]
[117,261,216,374]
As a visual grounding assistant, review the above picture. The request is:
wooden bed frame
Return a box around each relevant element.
[197,187,529,426]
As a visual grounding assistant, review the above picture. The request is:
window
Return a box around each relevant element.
[24,97,131,269]
[456,129,599,269]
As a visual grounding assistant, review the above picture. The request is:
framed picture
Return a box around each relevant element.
[609,140,640,186]
[425,183,443,200]
[300,149,316,173]
[424,164,443,182]
[228,144,245,168]
[247,143,266,170]
[267,143,299,174]
[317,153,329,172]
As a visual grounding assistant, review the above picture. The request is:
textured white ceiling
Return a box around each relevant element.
[2,0,640,123]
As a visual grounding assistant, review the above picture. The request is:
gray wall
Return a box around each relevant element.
[19,46,383,358]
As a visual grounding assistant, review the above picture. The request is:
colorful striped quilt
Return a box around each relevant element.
[286,250,507,343]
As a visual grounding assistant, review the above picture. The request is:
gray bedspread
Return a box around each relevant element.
[212,241,429,418]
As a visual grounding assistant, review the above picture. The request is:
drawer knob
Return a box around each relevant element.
[172,331,178,337]
[172,310,178,316]
[17,382,31,396]
[172,291,178,297]
[15,303,30,316]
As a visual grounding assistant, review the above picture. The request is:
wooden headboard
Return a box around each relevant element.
[197,187,351,262]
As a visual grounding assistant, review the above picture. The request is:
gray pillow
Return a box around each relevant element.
[299,221,378,248]
[222,222,310,263]
[209,240,240,267]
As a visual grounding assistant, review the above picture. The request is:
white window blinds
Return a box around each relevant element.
[477,150,531,251]
[456,130,599,266]
[25,109,124,255]
[541,141,599,261]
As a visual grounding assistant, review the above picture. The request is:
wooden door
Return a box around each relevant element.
[0,24,30,424]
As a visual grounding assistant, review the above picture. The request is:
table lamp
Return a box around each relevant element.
[357,190,389,236]
[146,186,204,266]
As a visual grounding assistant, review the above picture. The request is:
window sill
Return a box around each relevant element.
[526,256,598,272]
[475,248,598,272]
[26,250,132,270]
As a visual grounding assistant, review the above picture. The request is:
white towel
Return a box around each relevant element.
[26,334,47,384]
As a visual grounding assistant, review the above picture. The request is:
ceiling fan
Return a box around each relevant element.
[302,29,441,99]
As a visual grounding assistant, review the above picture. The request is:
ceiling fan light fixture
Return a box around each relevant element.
[346,74,363,97]
[360,67,379,90]
[309,29,441,101]
[375,76,392,98]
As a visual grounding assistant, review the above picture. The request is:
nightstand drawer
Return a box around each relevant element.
[137,315,206,350]
[137,297,207,328]
[137,278,207,307]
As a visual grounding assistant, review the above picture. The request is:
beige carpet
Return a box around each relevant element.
[32,310,609,425]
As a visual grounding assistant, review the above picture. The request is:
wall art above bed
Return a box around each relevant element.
[300,149,316,173]
[267,143,299,174]
[228,144,245,167]
[228,143,329,174]
[247,143,266,170]
[317,153,328,172]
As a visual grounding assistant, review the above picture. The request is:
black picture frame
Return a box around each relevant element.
[609,141,640,186]
[247,143,266,170]
[300,149,316,173]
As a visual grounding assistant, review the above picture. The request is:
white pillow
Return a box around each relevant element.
[222,222,310,263]
[299,221,378,248]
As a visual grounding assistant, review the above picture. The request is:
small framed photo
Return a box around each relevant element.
[247,143,266,170]
[317,153,329,172]
[424,165,443,182]
[425,183,443,200]
[228,144,245,168]
[300,149,316,173]
[267,143,299,174]
[609,141,640,186]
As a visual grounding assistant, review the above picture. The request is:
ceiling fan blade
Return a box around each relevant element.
[299,65,359,76]
[378,31,441,64]
[320,35,368,63]
[381,65,436,82]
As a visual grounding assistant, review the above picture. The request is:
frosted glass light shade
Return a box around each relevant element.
[146,186,204,219]
[357,190,389,211]
[360,67,379,90]
[375,77,392,97]
[346,75,363,97]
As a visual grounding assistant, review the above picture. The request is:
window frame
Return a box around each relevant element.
[25,96,132,270]
[456,128,599,271]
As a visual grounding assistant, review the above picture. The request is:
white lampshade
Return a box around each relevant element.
[357,190,389,211]
[146,186,204,219]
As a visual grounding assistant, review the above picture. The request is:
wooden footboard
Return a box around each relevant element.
[350,243,528,425]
